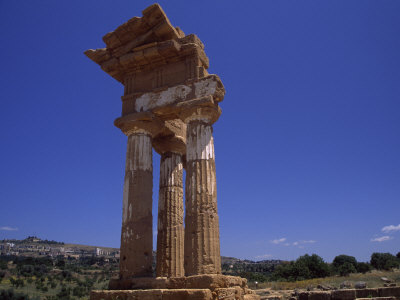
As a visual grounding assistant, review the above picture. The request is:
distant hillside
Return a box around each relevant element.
[2,237,282,264]
[2,237,284,280]
[221,256,284,282]
[221,256,283,266]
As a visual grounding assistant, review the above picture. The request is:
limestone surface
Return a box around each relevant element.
[120,133,153,278]
[185,120,221,276]
[156,152,184,277]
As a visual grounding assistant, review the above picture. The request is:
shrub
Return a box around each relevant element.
[10,277,25,288]
[56,286,72,300]
[271,254,329,281]
[338,262,357,276]
[298,254,330,278]
[238,271,269,283]
[72,286,87,297]
[371,252,399,270]
[0,289,32,300]
[356,262,372,273]
[0,260,8,270]
[332,255,358,275]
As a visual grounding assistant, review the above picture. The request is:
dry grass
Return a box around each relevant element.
[0,275,108,299]
[256,269,400,290]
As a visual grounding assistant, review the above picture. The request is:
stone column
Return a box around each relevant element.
[183,107,222,276]
[120,130,154,278]
[156,151,185,277]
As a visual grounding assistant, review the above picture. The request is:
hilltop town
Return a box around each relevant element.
[0,237,120,260]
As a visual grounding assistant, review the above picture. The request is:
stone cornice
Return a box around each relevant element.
[84,3,210,84]
[85,35,208,83]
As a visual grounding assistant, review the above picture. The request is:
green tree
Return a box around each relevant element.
[356,262,372,273]
[0,289,32,300]
[0,270,5,283]
[56,286,72,300]
[0,260,8,270]
[55,259,65,269]
[272,254,329,281]
[298,254,330,278]
[50,281,57,289]
[371,252,399,270]
[332,255,358,275]
[338,262,357,276]
[72,286,87,298]
[10,277,25,288]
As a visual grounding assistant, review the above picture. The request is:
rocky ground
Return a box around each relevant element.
[254,270,400,300]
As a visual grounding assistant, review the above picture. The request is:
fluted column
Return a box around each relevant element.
[184,113,221,275]
[156,152,184,277]
[120,130,153,278]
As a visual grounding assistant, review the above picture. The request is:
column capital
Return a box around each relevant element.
[153,136,186,156]
[114,112,164,137]
[180,105,221,125]
[152,119,186,156]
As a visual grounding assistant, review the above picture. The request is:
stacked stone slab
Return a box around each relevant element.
[85,3,259,300]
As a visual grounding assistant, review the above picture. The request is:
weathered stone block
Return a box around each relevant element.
[135,290,163,300]
[243,294,261,300]
[234,286,244,300]
[91,289,213,300]
[91,290,163,300]
[162,289,213,300]
[176,274,246,290]
[299,292,310,300]
[109,274,249,293]
[308,291,331,300]
[356,288,379,298]
[331,289,356,300]
[379,287,400,298]
[214,288,237,300]
[357,297,395,300]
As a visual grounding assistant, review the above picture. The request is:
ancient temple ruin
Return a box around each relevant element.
[85,4,259,300]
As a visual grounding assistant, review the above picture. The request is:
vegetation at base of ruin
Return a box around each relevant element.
[0,254,117,300]
[0,288,37,300]
[251,268,400,290]
[370,253,400,271]
[223,252,400,283]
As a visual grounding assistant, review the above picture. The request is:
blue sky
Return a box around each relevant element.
[0,1,399,263]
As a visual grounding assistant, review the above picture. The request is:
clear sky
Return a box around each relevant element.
[1,1,399,263]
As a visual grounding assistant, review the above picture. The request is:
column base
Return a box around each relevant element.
[91,275,260,300]
[91,289,212,300]
[91,288,259,300]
